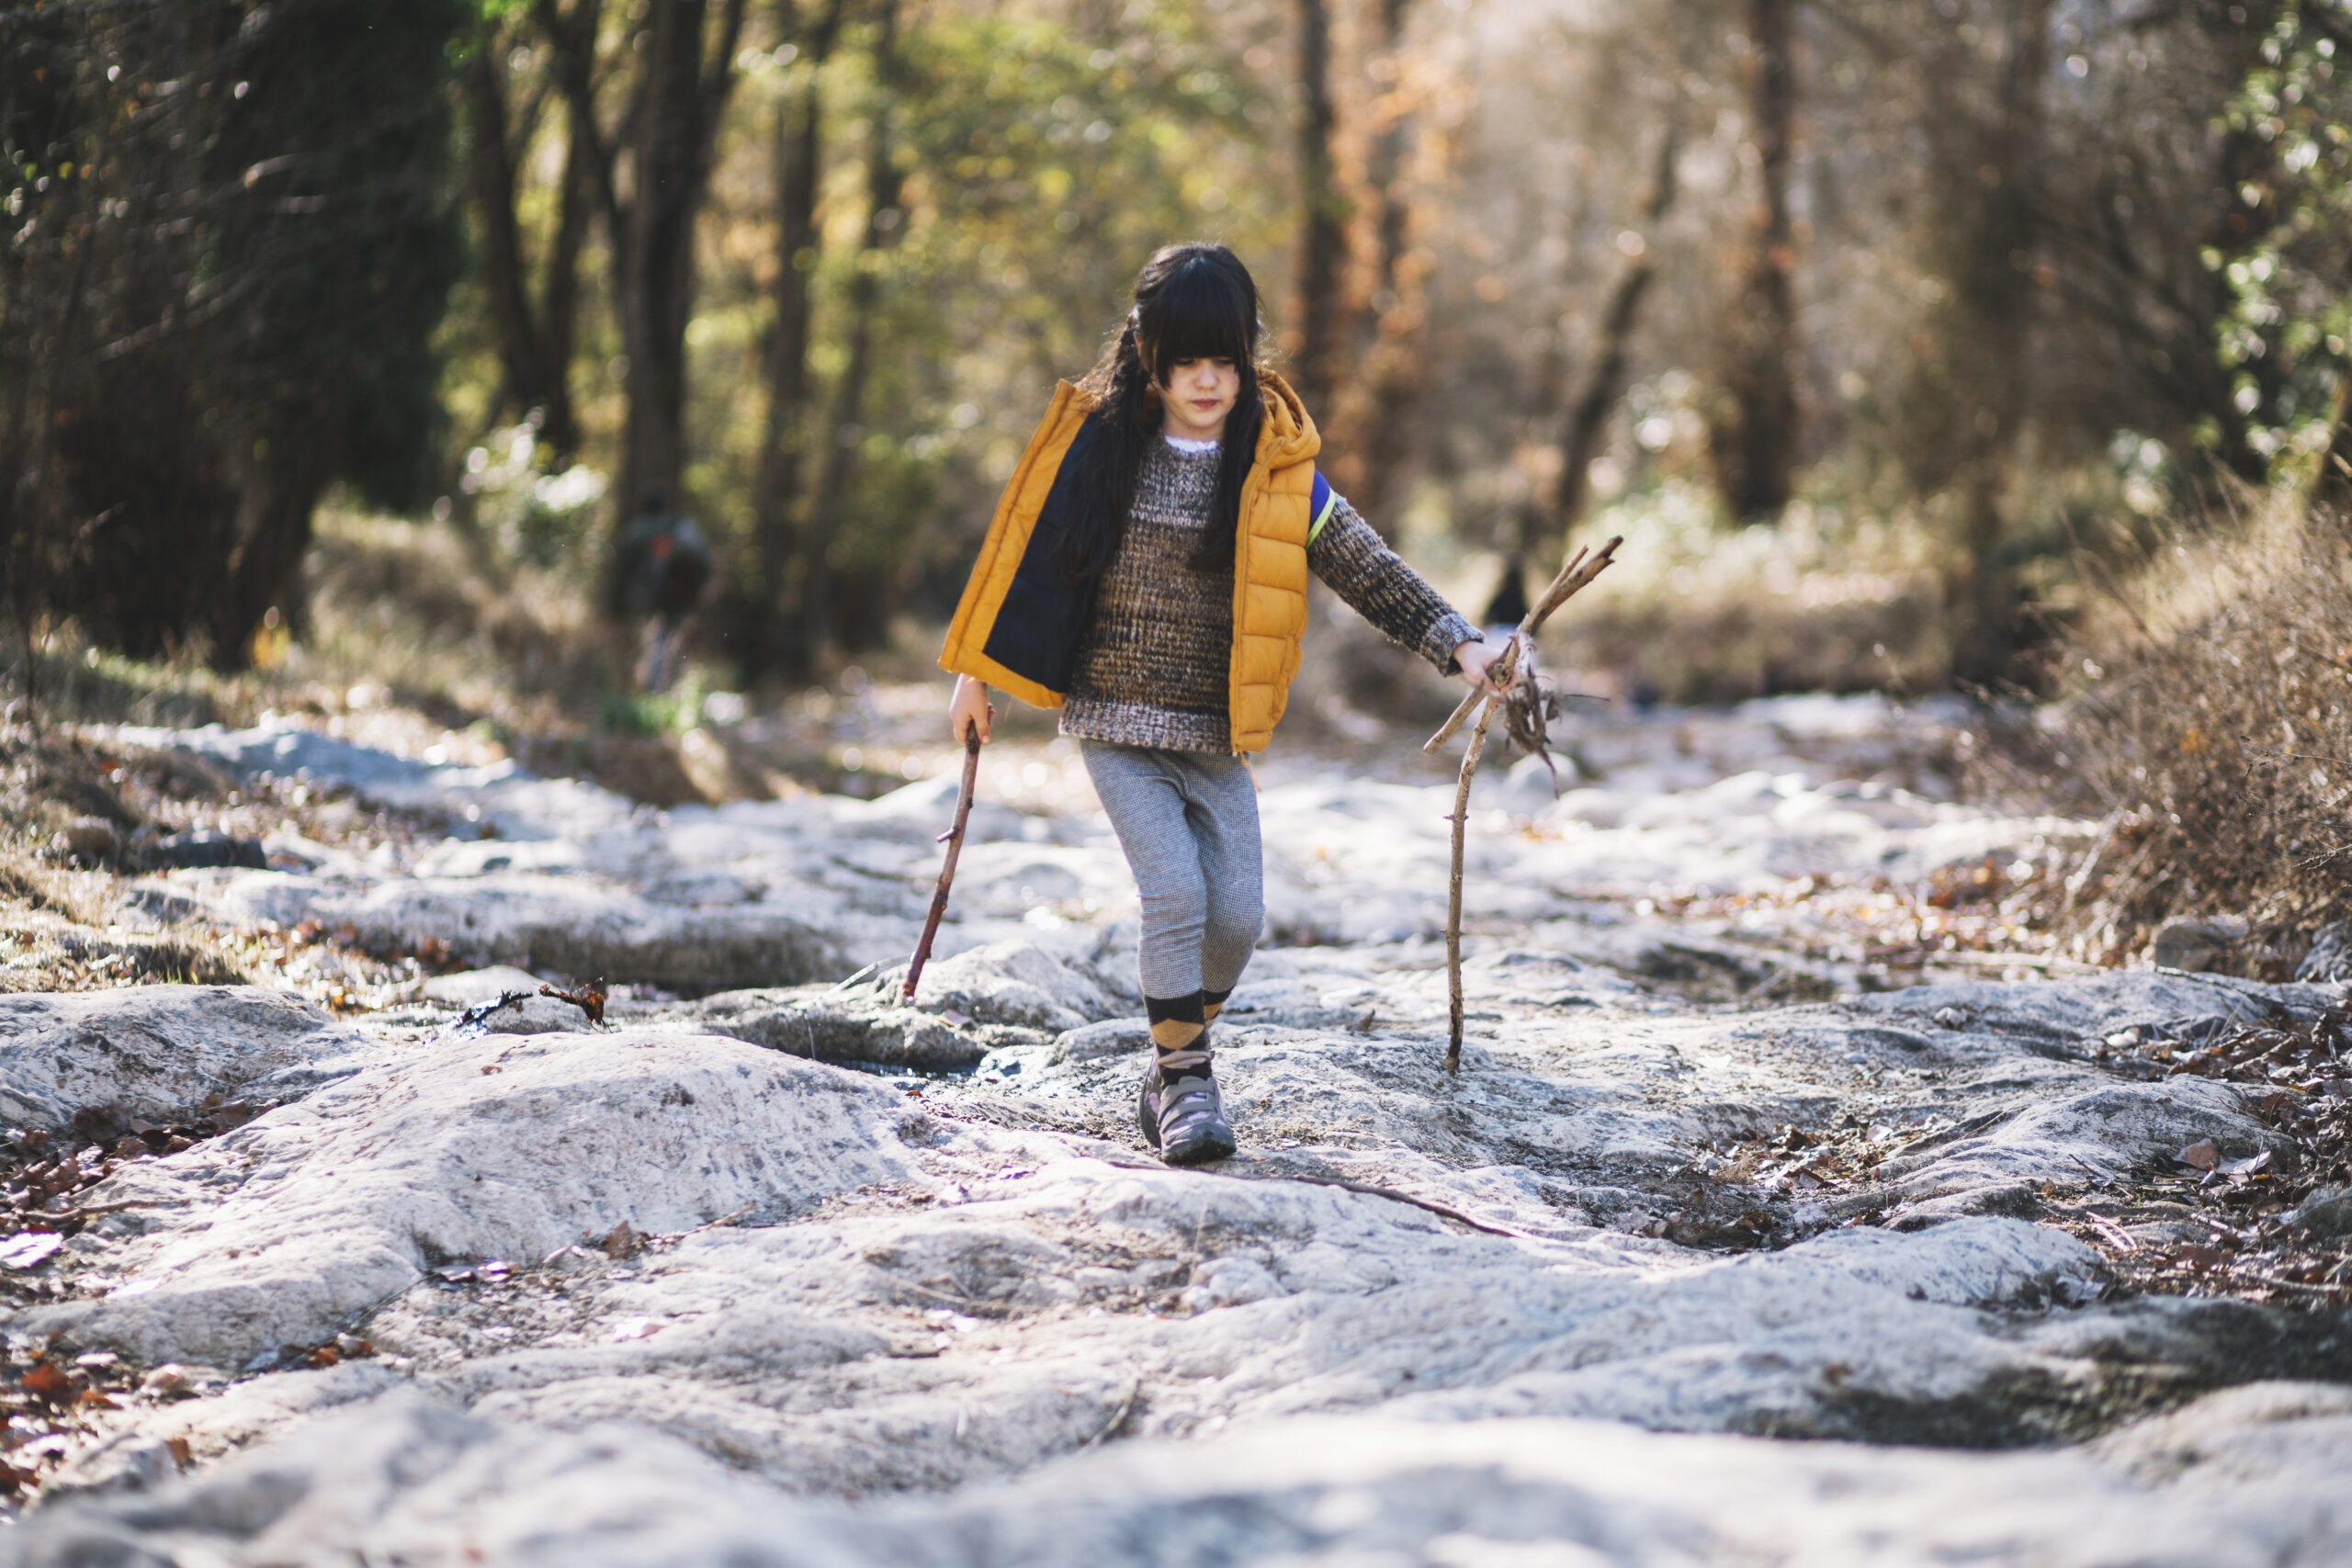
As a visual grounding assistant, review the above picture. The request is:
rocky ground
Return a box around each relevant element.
[2,692,2350,1565]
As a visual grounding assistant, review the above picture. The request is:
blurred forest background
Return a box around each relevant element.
[4,0,2352,824]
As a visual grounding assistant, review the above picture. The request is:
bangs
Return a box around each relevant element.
[1138,256,1258,379]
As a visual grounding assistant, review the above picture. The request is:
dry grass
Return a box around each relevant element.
[2005,491,2352,960]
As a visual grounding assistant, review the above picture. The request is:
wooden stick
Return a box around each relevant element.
[903,727,982,1003]
[1444,679,1504,1075]
[1424,535,1623,753]
[1433,534,1623,1075]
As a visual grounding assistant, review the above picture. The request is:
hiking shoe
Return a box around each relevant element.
[1138,1065,1237,1166]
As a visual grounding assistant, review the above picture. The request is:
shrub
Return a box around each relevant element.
[2027,491,2352,958]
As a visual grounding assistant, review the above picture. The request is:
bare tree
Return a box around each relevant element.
[743,0,848,680]
[537,0,750,609]
[462,26,593,457]
[1540,127,1682,570]
[1710,0,1800,520]
[800,0,904,669]
[1290,0,1347,419]
[1329,0,1429,534]
[1932,0,2053,684]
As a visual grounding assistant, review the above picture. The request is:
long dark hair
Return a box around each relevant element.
[1058,243,1265,583]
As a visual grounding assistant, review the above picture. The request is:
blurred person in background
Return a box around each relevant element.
[616,485,716,693]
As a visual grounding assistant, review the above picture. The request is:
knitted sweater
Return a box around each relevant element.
[1061,440,1477,752]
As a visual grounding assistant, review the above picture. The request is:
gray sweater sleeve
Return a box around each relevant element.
[1305,494,1481,673]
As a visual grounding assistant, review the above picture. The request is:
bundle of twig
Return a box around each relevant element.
[1430,536,1623,1074]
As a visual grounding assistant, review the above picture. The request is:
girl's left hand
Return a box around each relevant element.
[1454,637,1517,697]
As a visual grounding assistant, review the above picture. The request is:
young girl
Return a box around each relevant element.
[940,243,1508,1166]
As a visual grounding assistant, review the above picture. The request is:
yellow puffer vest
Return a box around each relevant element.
[938,370,1326,753]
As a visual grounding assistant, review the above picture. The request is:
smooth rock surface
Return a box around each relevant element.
[0,987,370,1131]
[19,697,2344,1562]
[11,1386,2352,1565]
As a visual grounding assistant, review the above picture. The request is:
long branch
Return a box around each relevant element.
[1444,685,1501,1076]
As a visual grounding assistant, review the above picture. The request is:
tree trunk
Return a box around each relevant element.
[209,436,329,669]
[1525,126,1680,575]
[1330,0,1423,536]
[1709,0,1801,521]
[744,0,845,681]
[801,0,904,670]
[537,97,594,459]
[618,0,734,522]
[539,0,747,615]
[1943,0,2052,686]
[461,39,588,456]
[1290,0,1346,420]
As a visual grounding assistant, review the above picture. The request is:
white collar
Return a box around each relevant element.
[1162,434,1220,455]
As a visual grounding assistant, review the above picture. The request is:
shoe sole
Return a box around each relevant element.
[1159,1130,1238,1167]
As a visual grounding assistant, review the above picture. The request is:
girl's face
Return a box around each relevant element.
[1157,356,1241,444]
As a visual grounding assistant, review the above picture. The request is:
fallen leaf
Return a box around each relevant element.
[2178,1139,2221,1171]
[19,1362,72,1401]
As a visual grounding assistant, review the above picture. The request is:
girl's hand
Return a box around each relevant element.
[1454,637,1517,697]
[948,674,995,744]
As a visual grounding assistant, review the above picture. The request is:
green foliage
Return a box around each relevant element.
[682,3,1276,642]
[2211,4,2352,477]
[601,667,707,738]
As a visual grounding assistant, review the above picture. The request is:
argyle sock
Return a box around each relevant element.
[1202,986,1232,1024]
[1146,991,1210,1079]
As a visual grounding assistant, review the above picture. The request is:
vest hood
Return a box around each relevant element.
[1252,368,1320,470]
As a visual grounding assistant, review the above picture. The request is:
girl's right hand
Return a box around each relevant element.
[948,674,995,744]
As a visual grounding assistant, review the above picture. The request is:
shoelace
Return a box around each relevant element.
[1156,1046,1211,1074]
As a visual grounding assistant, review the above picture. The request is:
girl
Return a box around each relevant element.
[940,243,1508,1166]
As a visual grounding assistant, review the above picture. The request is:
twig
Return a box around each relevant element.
[1257,1167,1532,1238]
[7,1200,153,1226]
[539,978,608,1025]
[2080,1211,2139,1253]
[1094,1152,1533,1240]
[684,1202,758,1235]
[904,728,982,1002]
[1424,536,1623,754]
[1446,689,1500,1076]
[1083,1378,1144,1448]
[455,990,536,1030]
[1869,948,2107,975]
